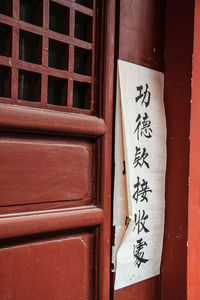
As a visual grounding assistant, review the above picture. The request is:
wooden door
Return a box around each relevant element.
[0,1,115,299]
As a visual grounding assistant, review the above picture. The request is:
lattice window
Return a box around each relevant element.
[0,0,98,113]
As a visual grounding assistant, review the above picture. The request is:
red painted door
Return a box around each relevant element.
[0,1,115,299]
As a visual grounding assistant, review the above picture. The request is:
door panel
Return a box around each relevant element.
[0,1,115,299]
[0,233,92,300]
[0,136,92,205]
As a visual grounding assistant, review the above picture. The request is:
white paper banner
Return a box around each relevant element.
[113,60,166,290]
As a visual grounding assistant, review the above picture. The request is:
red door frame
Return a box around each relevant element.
[113,1,200,299]
[188,0,200,299]
[112,0,165,299]
[161,0,194,299]
[98,0,116,298]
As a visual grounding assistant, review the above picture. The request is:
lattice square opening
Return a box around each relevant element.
[0,0,12,17]
[48,76,67,106]
[49,39,68,71]
[20,0,43,27]
[75,0,93,9]
[74,46,92,76]
[49,1,69,36]
[0,23,12,57]
[75,12,93,42]
[73,81,91,109]
[0,0,97,112]
[18,70,41,102]
[19,30,42,64]
[0,65,11,98]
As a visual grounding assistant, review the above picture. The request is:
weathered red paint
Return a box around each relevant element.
[0,104,106,136]
[0,1,115,299]
[113,0,165,299]
[114,277,161,300]
[0,207,104,239]
[188,0,200,299]
[99,1,116,299]
[118,0,165,72]
[0,233,92,299]
[0,138,92,205]
[161,1,194,299]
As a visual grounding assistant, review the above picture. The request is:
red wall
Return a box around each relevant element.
[113,0,198,299]
[188,1,200,299]
[113,1,165,299]
[161,1,194,299]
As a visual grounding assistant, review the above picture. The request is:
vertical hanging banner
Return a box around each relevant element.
[113,60,166,290]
